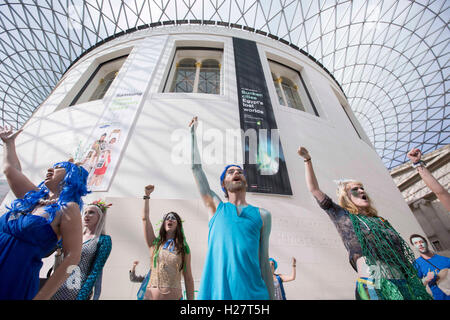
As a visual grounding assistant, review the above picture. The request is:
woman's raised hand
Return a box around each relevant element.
[144,185,155,196]
[0,125,22,144]
[297,146,311,160]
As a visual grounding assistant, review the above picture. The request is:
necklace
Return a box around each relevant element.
[355,214,371,231]
[38,198,58,206]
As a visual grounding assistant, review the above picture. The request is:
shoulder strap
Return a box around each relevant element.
[422,257,441,272]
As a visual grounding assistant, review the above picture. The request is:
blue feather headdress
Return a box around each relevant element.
[6,161,90,223]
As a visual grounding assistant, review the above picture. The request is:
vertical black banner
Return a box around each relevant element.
[233,37,292,195]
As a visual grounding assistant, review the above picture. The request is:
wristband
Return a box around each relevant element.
[304,158,311,163]
[412,160,426,168]
[143,195,150,200]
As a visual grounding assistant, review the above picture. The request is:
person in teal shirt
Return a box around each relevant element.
[189,116,274,300]
[410,234,450,300]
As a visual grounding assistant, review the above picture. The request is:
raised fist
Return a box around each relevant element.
[144,185,155,196]
[297,147,311,160]
[407,148,422,163]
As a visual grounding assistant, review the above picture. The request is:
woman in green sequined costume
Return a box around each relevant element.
[297,146,431,300]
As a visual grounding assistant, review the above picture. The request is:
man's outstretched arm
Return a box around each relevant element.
[189,116,222,219]
[408,148,450,212]
[259,208,274,300]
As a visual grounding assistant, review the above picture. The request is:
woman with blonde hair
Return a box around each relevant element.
[51,200,112,300]
[297,146,431,300]
[335,179,378,217]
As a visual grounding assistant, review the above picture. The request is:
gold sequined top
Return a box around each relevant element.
[149,248,182,289]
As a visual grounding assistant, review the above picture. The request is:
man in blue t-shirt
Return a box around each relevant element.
[410,234,450,300]
[189,116,274,300]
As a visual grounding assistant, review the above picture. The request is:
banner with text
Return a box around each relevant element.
[75,36,168,191]
[233,37,292,195]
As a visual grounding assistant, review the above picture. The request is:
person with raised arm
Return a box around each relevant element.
[129,260,146,283]
[297,146,431,300]
[140,185,194,300]
[189,116,274,300]
[269,257,297,300]
[128,260,152,300]
[407,148,450,212]
[0,126,89,300]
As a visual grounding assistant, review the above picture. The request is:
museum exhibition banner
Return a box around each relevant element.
[76,36,168,191]
[233,37,292,195]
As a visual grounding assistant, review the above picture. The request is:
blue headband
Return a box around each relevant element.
[220,164,243,193]
[269,258,278,270]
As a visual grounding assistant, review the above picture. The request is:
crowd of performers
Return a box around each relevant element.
[0,118,448,300]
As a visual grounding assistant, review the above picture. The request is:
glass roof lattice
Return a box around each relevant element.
[0,0,448,169]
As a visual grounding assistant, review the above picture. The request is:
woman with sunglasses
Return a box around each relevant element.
[297,146,431,300]
[0,126,89,300]
[141,185,194,300]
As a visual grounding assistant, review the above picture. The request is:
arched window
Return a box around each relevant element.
[269,60,319,116]
[272,73,284,105]
[171,58,197,93]
[69,55,128,107]
[273,76,305,111]
[198,59,220,94]
[90,70,118,101]
[280,77,304,111]
[165,48,223,94]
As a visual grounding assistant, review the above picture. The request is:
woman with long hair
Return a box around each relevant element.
[297,146,431,300]
[51,200,112,300]
[0,126,89,300]
[141,185,194,300]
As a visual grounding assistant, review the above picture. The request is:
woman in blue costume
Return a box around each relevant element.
[0,126,89,300]
[189,117,274,300]
[51,200,112,300]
